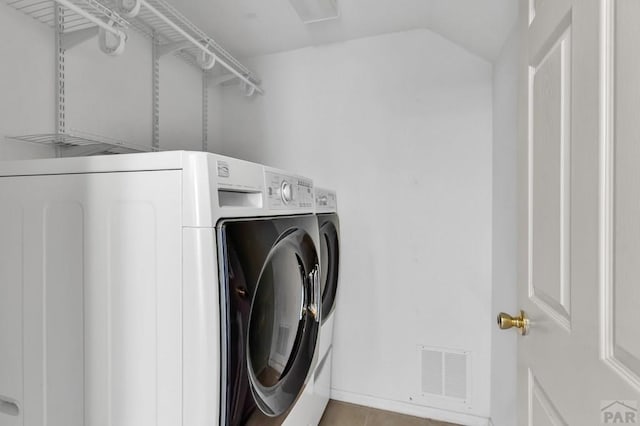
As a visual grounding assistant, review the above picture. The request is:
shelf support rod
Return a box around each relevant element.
[139,0,263,95]
[152,30,160,150]
[202,71,208,152]
[54,4,65,149]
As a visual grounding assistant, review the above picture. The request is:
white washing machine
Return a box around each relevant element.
[0,151,322,426]
[310,187,341,417]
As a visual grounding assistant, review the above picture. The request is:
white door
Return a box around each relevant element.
[505,0,640,424]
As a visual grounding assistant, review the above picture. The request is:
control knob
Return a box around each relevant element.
[281,181,293,204]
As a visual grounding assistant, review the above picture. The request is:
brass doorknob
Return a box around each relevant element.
[497,310,529,335]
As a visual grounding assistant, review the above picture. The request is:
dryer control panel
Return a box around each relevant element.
[265,171,314,210]
[315,189,337,210]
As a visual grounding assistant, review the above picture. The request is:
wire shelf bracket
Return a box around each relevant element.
[6,0,126,31]
[6,0,129,54]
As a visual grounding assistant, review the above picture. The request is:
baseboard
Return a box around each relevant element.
[330,388,490,426]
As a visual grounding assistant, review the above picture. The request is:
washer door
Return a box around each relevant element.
[247,228,320,417]
[319,219,340,323]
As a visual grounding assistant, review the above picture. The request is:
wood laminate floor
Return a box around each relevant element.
[318,401,461,426]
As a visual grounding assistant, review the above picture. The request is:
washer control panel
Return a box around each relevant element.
[265,171,314,210]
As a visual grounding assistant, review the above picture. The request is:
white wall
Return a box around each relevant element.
[0,2,221,158]
[219,29,494,423]
[158,53,205,149]
[0,4,55,159]
[65,29,153,145]
[65,31,211,151]
[490,27,519,426]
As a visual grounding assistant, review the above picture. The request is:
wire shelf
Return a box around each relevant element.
[94,0,261,88]
[7,130,157,156]
[139,0,255,79]
[112,0,261,89]
[5,0,260,91]
[6,0,127,32]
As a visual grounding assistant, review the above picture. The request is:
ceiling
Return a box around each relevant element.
[170,0,519,63]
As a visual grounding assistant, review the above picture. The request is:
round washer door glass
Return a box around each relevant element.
[247,228,320,417]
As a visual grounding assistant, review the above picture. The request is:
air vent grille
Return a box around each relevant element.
[419,346,470,404]
[288,0,339,24]
[444,352,467,399]
[421,349,443,395]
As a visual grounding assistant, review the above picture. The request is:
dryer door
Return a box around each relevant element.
[246,227,320,417]
[319,216,340,322]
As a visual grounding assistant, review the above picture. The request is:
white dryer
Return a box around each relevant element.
[0,151,322,426]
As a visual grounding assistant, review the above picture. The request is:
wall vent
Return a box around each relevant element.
[419,346,470,404]
[444,351,467,399]
[421,349,443,396]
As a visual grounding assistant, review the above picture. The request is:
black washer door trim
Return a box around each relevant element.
[246,228,320,417]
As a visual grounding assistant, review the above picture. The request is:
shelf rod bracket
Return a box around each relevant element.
[212,73,237,86]
[61,27,100,51]
[157,40,191,57]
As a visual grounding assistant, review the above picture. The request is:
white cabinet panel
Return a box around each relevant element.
[0,170,182,426]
